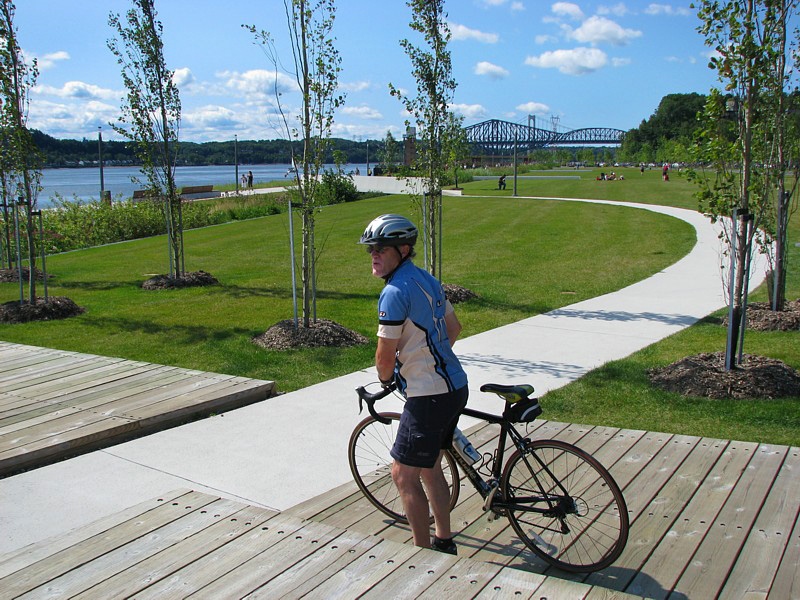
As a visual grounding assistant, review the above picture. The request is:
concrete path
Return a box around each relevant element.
[0,197,769,555]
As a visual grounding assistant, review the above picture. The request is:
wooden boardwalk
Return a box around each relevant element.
[0,419,796,598]
[0,342,275,477]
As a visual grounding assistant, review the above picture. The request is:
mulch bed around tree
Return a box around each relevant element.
[648,351,800,399]
[0,296,84,324]
[253,318,369,350]
[721,299,800,332]
[443,283,478,304]
[0,267,52,283]
[142,270,219,290]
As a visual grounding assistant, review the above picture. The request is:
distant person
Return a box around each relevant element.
[662,163,669,181]
[356,167,360,175]
[498,174,506,190]
[640,164,645,175]
[241,174,247,188]
[247,170,254,188]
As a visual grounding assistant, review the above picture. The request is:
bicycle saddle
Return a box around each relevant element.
[480,383,535,403]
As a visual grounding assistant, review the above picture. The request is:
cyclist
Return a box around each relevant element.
[359,214,469,555]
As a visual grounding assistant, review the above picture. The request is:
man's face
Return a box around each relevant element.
[368,244,407,278]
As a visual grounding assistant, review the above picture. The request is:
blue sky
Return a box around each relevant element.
[15,1,720,142]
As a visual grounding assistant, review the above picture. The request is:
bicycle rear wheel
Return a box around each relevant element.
[501,439,628,572]
[348,412,460,524]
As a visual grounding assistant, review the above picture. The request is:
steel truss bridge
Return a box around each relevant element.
[464,119,625,155]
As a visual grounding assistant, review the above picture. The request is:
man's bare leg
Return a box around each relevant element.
[420,452,452,540]
[392,460,431,547]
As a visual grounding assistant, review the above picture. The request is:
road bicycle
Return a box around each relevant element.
[348,381,629,573]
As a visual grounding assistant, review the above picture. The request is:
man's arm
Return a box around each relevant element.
[376,336,400,383]
[445,311,462,347]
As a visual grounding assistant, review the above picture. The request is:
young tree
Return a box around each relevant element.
[108,0,184,279]
[691,0,800,368]
[378,130,400,173]
[389,0,457,279]
[245,0,344,328]
[444,112,469,188]
[0,0,43,301]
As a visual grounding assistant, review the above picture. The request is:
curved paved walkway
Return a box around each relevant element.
[0,197,769,555]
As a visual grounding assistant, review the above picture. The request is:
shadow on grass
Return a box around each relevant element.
[81,316,253,344]
[40,280,143,291]
[209,283,376,302]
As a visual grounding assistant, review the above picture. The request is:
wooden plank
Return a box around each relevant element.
[358,544,460,599]
[626,440,758,599]
[70,505,279,599]
[584,437,728,593]
[242,530,383,599]
[415,555,504,598]
[718,445,800,599]
[0,490,219,597]
[0,366,178,431]
[23,498,251,599]
[767,483,800,600]
[187,519,345,598]
[129,514,306,598]
[0,489,192,578]
[18,360,155,402]
[471,566,548,599]
[670,443,788,599]
[297,541,421,599]
[0,356,113,392]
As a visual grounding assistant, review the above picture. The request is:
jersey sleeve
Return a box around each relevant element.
[377,284,407,339]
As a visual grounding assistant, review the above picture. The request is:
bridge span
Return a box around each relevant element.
[464,118,625,155]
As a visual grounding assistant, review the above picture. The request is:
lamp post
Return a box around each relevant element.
[98,127,105,195]
[366,139,370,175]
[234,134,239,193]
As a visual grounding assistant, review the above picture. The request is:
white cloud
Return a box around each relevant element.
[568,16,642,46]
[449,103,488,119]
[481,0,508,5]
[552,2,584,20]
[597,3,629,16]
[34,50,70,70]
[220,69,297,98]
[474,61,510,79]
[172,67,195,87]
[28,98,119,138]
[525,47,608,75]
[183,105,238,128]
[665,55,681,62]
[516,101,550,115]
[511,2,525,11]
[449,22,499,43]
[612,57,631,66]
[645,3,691,16]
[34,81,120,101]
[341,105,383,120]
[340,80,372,92]
[536,34,558,44]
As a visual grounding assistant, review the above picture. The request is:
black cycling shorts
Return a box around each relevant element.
[390,385,469,469]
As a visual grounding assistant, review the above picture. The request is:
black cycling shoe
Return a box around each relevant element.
[431,535,458,555]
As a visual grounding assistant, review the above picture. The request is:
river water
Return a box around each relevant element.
[37,163,371,207]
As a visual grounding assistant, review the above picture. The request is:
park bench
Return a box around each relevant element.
[179,185,214,195]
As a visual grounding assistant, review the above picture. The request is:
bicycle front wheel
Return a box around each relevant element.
[501,439,628,573]
[348,412,460,524]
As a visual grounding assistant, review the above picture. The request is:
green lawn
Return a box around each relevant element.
[0,190,693,393]
[467,166,800,446]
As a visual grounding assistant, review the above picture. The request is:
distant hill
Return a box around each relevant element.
[32,130,378,168]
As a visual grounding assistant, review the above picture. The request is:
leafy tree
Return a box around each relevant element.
[444,113,469,188]
[378,130,400,173]
[108,0,184,278]
[389,0,456,278]
[690,0,800,368]
[578,147,595,165]
[0,0,43,301]
[246,0,345,328]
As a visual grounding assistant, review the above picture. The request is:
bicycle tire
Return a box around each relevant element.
[501,439,629,573]
[348,412,460,524]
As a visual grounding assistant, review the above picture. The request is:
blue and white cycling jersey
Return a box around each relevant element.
[377,259,468,397]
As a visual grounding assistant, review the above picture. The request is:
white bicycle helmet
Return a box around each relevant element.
[359,214,418,247]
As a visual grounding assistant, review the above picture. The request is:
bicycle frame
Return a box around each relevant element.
[454,406,571,518]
